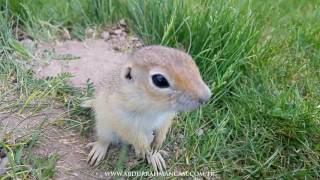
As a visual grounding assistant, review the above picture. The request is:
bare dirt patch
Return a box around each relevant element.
[0,107,109,179]
[34,25,142,87]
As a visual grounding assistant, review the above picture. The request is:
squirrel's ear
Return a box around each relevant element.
[124,67,132,80]
[121,64,133,81]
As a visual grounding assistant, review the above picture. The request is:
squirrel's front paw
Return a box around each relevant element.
[147,150,168,172]
[87,141,109,166]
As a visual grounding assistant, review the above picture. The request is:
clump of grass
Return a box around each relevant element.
[0,8,75,179]
[0,135,58,179]
[3,0,122,40]
[62,79,95,134]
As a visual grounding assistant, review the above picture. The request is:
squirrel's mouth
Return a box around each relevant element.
[175,95,202,112]
[176,101,202,112]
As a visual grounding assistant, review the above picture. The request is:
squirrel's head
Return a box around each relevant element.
[120,46,211,113]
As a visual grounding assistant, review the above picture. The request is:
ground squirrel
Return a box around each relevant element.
[84,45,211,172]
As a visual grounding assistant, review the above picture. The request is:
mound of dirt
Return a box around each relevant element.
[34,26,142,87]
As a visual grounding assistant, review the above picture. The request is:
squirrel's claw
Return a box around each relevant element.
[147,150,167,172]
[87,141,109,166]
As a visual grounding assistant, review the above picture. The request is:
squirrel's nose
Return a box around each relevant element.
[198,86,212,104]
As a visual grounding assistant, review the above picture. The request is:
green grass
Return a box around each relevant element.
[0,0,319,179]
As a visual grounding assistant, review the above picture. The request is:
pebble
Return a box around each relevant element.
[119,19,127,27]
[100,31,110,41]
[196,128,204,136]
[20,39,36,51]
[110,29,123,36]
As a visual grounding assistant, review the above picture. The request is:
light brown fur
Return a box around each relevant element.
[86,45,211,172]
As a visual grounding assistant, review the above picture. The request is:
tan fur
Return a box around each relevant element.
[87,45,211,171]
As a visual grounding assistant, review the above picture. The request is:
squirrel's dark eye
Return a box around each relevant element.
[151,74,170,88]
